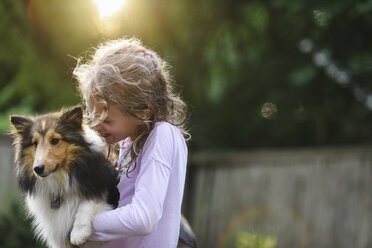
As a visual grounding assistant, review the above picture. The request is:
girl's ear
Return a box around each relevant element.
[60,105,83,129]
[143,109,152,120]
[10,115,33,133]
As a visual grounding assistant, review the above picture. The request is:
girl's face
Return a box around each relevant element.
[90,104,142,144]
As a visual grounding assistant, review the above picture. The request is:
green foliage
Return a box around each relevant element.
[0,202,47,248]
[0,0,80,133]
[236,232,277,248]
[1,0,372,149]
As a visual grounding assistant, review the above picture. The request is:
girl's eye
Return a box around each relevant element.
[33,142,38,148]
[50,138,59,145]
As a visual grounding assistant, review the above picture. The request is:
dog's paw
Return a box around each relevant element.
[70,224,92,246]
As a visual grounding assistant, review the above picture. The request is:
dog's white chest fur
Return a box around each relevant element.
[26,173,111,248]
[26,193,79,247]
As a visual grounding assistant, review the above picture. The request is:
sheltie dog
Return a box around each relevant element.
[9,105,119,248]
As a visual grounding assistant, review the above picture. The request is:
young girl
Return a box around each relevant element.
[73,38,191,248]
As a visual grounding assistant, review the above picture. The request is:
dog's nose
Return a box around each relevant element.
[34,164,45,175]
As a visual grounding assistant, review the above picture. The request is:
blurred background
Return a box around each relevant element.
[0,0,372,247]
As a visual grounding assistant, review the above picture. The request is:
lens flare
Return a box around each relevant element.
[93,0,126,19]
[217,205,309,248]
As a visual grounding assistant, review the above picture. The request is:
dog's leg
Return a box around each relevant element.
[70,200,96,246]
[70,200,111,246]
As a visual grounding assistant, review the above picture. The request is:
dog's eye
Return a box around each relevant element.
[33,142,38,148]
[50,138,60,145]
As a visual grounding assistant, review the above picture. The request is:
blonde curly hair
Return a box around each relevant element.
[73,38,189,175]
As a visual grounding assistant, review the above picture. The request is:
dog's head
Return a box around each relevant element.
[10,106,84,178]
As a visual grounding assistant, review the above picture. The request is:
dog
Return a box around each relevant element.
[178,215,198,247]
[10,105,120,248]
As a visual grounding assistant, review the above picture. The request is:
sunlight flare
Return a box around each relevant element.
[93,0,126,19]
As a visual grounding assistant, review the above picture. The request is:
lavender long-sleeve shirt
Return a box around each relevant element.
[89,122,188,248]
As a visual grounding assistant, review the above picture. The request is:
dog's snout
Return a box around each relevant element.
[34,164,45,175]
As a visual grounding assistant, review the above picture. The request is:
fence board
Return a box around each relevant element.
[0,134,21,214]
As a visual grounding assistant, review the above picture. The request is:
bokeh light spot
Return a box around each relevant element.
[313,10,331,28]
[261,103,278,120]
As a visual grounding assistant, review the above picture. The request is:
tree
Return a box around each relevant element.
[0,0,80,132]
[1,0,372,149]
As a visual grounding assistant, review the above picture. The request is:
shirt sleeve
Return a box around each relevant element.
[89,152,172,240]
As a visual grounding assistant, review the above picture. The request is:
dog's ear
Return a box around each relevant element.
[60,105,83,129]
[10,115,33,134]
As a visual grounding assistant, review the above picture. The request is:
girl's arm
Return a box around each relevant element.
[89,157,171,240]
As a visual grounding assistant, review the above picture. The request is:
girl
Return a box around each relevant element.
[73,38,192,248]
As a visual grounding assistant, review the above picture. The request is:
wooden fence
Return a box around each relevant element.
[183,147,372,248]
[1,134,371,247]
[0,134,20,214]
